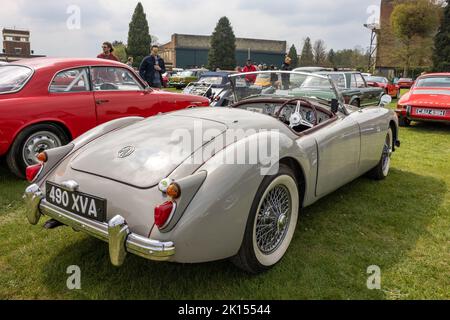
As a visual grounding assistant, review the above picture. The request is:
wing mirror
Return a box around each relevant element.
[379,94,392,107]
[331,99,339,114]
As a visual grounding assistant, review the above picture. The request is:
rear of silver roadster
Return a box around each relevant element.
[23,113,235,267]
[24,111,278,266]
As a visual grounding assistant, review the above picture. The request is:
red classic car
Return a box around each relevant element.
[0,58,210,178]
[365,76,401,99]
[397,78,415,89]
[396,73,450,126]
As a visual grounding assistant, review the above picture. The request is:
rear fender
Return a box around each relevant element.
[150,131,313,263]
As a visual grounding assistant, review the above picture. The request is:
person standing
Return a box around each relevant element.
[139,45,166,88]
[270,65,278,86]
[281,56,292,89]
[242,59,258,84]
[126,57,134,67]
[97,42,119,61]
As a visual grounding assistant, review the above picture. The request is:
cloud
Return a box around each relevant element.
[0,0,381,58]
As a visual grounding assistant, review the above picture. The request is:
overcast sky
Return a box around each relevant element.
[0,0,382,57]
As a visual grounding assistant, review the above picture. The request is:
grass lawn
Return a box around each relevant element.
[0,91,449,300]
[163,87,183,93]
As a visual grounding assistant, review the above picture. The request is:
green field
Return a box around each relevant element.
[0,96,449,300]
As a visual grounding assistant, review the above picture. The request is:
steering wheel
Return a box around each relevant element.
[275,98,319,128]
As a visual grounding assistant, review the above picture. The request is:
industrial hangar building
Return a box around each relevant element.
[160,33,287,69]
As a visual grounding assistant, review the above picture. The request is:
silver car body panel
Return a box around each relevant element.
[29,102,399,264]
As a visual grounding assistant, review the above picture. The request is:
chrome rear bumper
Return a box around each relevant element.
[23,184,175,267]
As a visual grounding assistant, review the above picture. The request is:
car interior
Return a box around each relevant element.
[234,99,335,134]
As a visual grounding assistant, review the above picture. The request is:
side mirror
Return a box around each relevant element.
[379,94,392,107]
[331,99,339,114]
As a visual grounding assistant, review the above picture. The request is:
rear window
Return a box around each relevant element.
[366,76,387,83]
[326,74,346,88]
[0,65,33,94]
[416,76,450,88]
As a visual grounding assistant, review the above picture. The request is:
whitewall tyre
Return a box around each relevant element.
[232,164,299,274]
[368,128,393,180]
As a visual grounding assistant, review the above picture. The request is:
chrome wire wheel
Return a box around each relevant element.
[255,185,291,254]
[381,129,393,177]
[22,131,62,166]
[252,174,299,267]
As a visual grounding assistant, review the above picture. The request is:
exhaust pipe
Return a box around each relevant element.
[43,219,65,230]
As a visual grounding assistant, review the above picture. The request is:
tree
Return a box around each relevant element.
[327,49,336,68]
[330,48,369,69]
[287,44,299,68]
[391,0,440,76]
[207,17,236,70]
[313,39,327,66]
[433,1,450,71]
[127,2,151,67]
[151,34,160,46]
[112,41,127,63]
[299,37,314,67]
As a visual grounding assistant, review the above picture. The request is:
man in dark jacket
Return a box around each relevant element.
[139,45,166,88]
[281,56,292,90]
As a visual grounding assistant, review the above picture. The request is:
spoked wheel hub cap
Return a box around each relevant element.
[255,185,291,255]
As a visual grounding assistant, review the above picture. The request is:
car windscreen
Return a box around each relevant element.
[198,76,224,85]
[230,71,340,106]
[179,71,195,77]
[415,76,450,88]
[0,65,33,93]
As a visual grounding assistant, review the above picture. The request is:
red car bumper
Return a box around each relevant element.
[396,106,450,123]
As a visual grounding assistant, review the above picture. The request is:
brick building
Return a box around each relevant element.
[0,28,45,62]
[375,0,402,77]
[160,34,287,69]
[376,0,439,78]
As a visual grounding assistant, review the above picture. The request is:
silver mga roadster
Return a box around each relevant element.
[24,71,400,273]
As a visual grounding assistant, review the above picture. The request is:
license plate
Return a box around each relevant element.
[45,182,107,222]
[415,108,446,116]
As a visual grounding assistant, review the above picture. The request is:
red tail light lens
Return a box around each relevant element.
[154,201,176,229]
[26,164,43,182]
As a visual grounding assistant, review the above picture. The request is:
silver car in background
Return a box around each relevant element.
[24,71,400,273]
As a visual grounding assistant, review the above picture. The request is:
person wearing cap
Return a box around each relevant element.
[242,59,258,84]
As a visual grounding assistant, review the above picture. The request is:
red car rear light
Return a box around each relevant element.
[26,163,43,182]
[154,201,176,229]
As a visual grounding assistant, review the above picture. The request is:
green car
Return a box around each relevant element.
[169,69,208,89]
[316,71,385,107]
